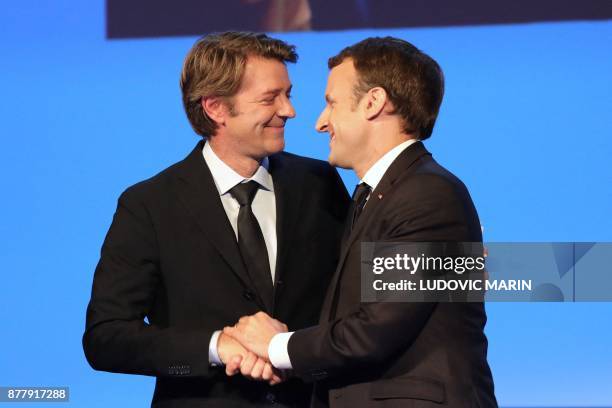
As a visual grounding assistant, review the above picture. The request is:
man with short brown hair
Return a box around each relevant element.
[83,32,349,407]
[225,37,497,408]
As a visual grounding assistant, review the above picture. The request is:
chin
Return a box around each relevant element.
[328,153,350,170]
[265,137,285,155]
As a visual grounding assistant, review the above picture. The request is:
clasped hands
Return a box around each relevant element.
[217,311,287,385]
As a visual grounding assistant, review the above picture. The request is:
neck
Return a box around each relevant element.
[354,132,414,180]
[208,137,262,178]
[353,155,380,181]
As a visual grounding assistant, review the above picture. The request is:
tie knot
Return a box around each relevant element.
[229,180,260,206]
[352,182,371,204]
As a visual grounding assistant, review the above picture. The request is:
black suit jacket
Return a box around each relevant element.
[83,141,350,407]
[288,142,497,408]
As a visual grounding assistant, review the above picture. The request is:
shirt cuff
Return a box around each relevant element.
[268,331,294,370]
[208,330,223,366]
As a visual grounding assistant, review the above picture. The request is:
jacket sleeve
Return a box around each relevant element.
[287,174,478,380]
[82,187,217,378]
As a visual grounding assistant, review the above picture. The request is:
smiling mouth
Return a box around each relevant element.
[266,126,285,133]
[265,124,285,130]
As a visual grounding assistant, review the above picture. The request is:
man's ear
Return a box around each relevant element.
[363,87,388,120]
[202,97,227,126]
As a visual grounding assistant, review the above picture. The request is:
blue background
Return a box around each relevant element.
[1,1,611,406]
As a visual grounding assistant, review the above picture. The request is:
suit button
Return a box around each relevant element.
[265,391,276,403]
[243,290,255,301]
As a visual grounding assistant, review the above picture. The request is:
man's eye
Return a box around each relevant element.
[261,99,274,104]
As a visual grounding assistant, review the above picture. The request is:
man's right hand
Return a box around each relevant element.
[217,332,247,367]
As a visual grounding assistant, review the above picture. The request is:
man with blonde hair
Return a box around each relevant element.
[83,32,349,407]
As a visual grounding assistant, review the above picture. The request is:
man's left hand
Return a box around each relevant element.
[225,352,285,385]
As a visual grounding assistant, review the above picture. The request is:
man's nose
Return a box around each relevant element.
[278,96,296,119]
[315,107,329,133]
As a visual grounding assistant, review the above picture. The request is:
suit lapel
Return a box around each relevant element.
[321,142,432,320]
[268,153,304,306]
[171,141,267,311]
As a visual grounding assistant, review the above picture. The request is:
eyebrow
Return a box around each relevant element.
[260,85,293,97]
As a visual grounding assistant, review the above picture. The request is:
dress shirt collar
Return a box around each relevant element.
[361,139,418,191]
[202,141,274,195]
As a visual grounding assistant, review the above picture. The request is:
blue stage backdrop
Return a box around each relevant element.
[0,1,611,406]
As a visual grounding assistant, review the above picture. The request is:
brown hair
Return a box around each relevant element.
[328,37,444,140]
[180,32,298,137]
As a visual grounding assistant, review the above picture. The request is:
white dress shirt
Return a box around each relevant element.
[203,141,278,365]
[268,138,419,370]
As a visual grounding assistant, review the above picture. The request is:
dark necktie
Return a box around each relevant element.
[229,181,274,311]
[350,182,372,229]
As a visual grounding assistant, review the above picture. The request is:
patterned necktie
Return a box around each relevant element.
[351,182,371,229]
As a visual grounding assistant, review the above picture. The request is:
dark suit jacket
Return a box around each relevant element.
[288,142,497,408]
[83,141,350,407]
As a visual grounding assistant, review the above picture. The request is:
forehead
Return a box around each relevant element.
[239,56,291,93]
[326,59,357,95]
